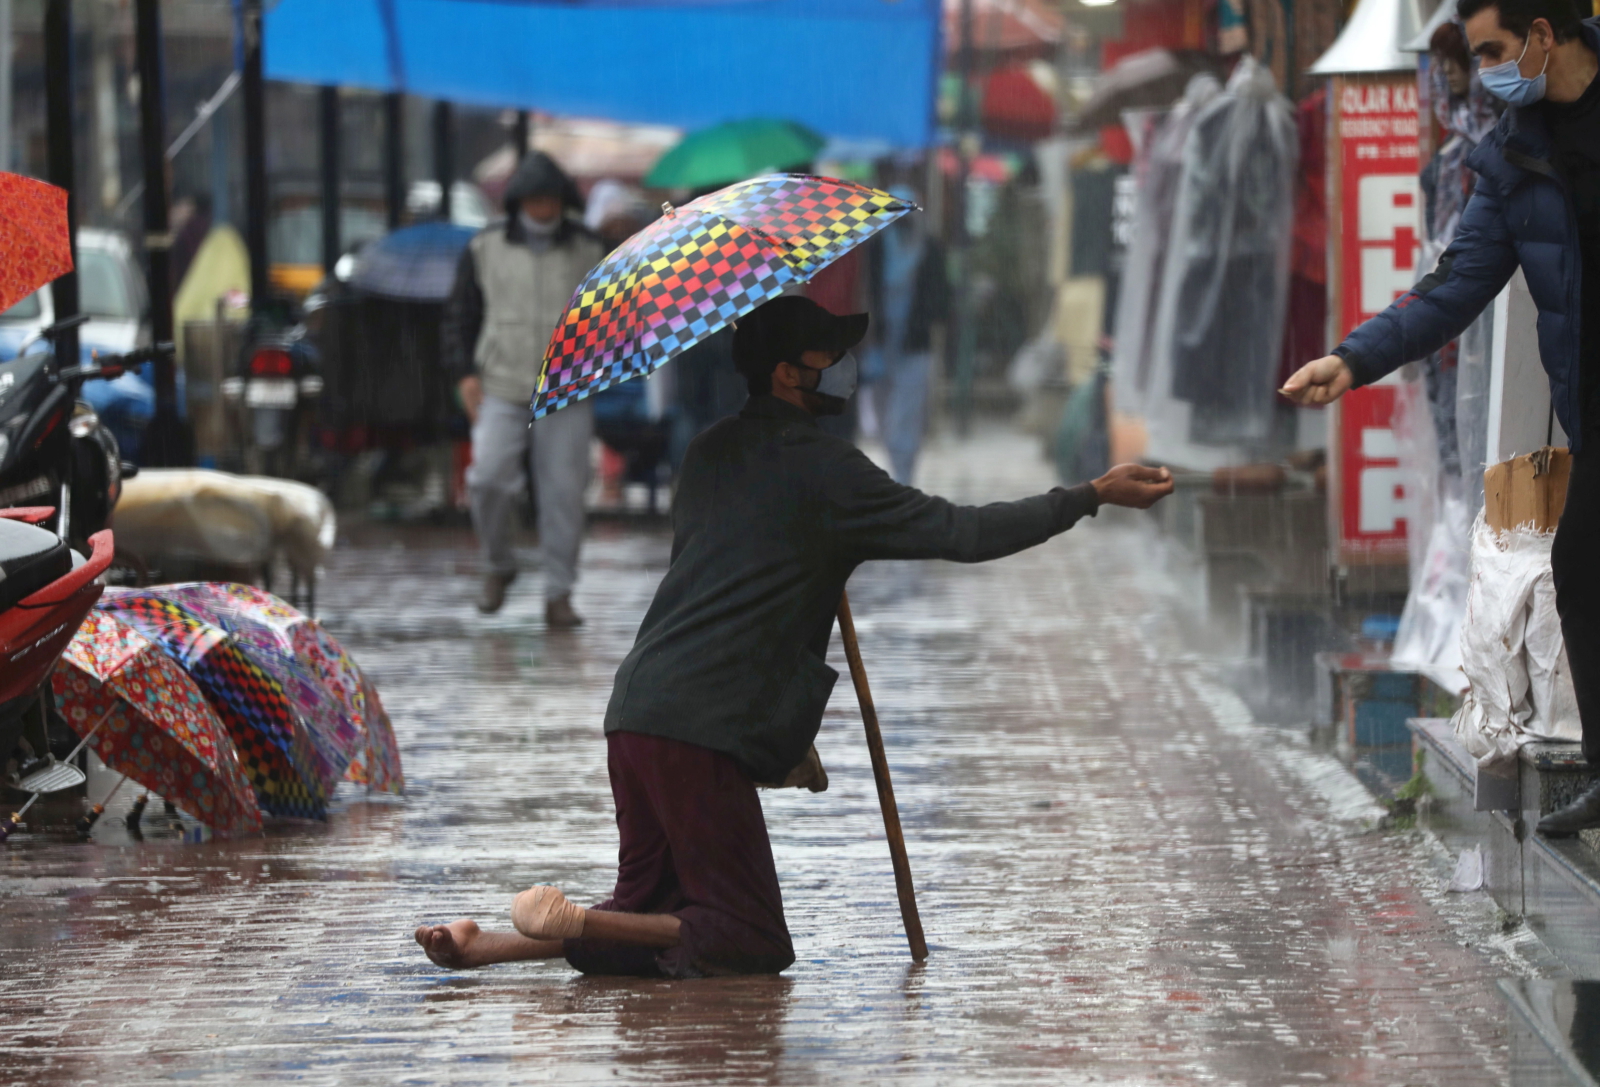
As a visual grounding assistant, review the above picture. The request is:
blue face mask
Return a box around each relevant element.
[1480,35,1548,105]
[814,351,859,401]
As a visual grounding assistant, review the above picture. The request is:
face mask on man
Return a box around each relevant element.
[1480,34,1549,105]
[519,211,561,238]
[814,351,859,402]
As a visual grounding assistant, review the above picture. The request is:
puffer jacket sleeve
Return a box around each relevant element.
[441,244,484,382]
[1336,182,1520,387]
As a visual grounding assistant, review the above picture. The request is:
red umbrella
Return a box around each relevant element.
[0,173,73,314]
[52,611,262,839]
[983,65,1057,142]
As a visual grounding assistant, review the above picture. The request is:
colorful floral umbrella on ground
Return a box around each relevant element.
[97,591,329,820]
[0,172,73,314]
[51,611,261,838]
[532,174,914,418]
[142,582,403,794]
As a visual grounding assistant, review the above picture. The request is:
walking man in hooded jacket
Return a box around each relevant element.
[444,151,606,625]
[1284,0,1600,834]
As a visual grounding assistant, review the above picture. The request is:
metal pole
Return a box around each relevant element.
[136,0,189,465]
[210,91,230,226]
[44,0,79,368]
[511,109,529,162]
[240,0,269,308]
[318,85,340,274]
[0,0,11,172]
[384,92,404,230]
[432,99,452,221]
[91,6,120,215]
[952,0,976,436]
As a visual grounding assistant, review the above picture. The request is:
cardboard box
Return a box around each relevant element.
[1484,447,1571,533]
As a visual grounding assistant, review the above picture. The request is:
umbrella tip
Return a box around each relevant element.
[662,201,676,218]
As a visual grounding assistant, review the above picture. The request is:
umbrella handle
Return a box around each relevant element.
[126,794,149,838]
[0,791,42,843]
[76,775,128,839]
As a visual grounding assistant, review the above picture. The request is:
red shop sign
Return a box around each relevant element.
[1336,378,1410,561]
[1337,78,1421,333]
[1330,75,1420,564]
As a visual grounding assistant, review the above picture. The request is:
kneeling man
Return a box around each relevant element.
[417,296,1173,977]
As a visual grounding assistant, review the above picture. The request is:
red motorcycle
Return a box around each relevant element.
[0,505,113,838]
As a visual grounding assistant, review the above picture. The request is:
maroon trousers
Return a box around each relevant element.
[563,731,795,978]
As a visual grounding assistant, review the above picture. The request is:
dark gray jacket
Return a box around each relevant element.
[603,395,1099,782]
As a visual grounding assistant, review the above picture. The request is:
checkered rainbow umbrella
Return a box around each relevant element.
[146,582,403,796]
[97,591,332,820]
[532,174,915,418]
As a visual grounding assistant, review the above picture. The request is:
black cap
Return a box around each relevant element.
[732,296,869,393]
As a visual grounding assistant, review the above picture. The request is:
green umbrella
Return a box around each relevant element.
[645,118,825,190]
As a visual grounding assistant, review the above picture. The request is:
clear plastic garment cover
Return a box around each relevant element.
[1114,59,1298,465]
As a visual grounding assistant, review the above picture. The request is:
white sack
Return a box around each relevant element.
[113,469,335,579]
[1391,492,1471,693]
[1451,512,1582,772]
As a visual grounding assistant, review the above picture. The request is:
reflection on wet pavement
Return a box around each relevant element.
[0,432,1538,1085]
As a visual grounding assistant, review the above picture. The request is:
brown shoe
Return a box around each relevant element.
[545,594,584,629]
[476,570,516,614]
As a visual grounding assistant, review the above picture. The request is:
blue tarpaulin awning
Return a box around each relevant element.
[264,0,942,148]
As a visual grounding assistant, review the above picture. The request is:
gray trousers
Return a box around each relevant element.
[467,394,592,599]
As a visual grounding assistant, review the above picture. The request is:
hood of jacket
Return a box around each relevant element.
[504,151,583,216]
[501,150,587,245]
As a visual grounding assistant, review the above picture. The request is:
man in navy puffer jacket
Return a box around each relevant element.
[1284,0,1600,835]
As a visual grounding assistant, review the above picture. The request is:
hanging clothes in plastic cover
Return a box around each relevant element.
[1417,33,1500,484]
[1392,35,1501,687]
[1149,57,1297,454]
[1111,74,1222,419]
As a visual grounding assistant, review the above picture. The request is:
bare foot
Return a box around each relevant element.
[512,885,587,939]
[416,919,487,968]
[414,918,567,969]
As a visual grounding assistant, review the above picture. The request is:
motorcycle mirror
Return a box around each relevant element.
[40,314,91,339]
[15,313,92,358]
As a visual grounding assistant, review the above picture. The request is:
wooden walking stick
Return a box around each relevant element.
[836,589,928,961]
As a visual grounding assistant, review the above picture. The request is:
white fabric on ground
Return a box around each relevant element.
[1451,512,1582,771]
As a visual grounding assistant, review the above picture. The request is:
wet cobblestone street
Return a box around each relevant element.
[0,432,1547,1085]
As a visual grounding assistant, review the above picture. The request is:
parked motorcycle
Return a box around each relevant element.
[0,506,115,836]
[0,316,157,825]
[0,316,168,550]
[221,323,323,479]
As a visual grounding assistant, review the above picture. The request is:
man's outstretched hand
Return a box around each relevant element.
[1092,464,1175,509]
[1279,355,1353,406]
